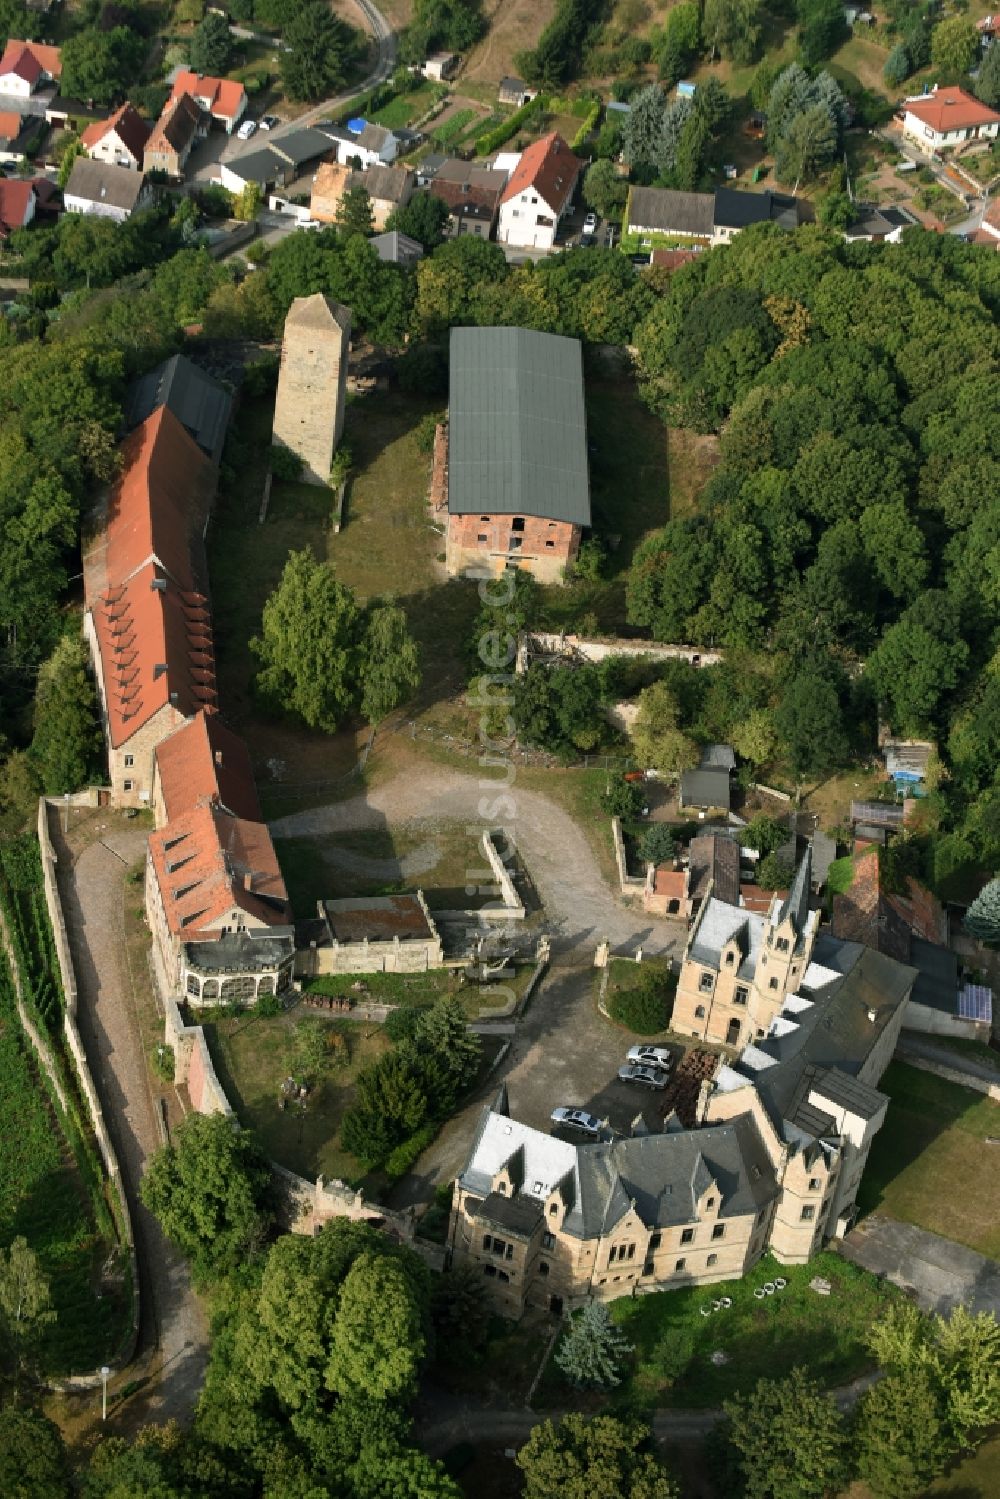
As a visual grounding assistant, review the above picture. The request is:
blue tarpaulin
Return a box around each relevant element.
[347,117,367,134]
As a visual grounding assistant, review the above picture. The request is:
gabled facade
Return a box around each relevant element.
[81,102,150,169]
[901,86,1000,152]
[63,157,152,221]
[0,178,35,238]
[169,71,247,133]
[0,39,61,97]
[144,93,206,177]
[497,132,581,250]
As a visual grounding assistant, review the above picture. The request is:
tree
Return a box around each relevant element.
[431,1262,490,1360]
[932,1304,1000,1446]
[29,634,103,794]
[0,1403,71,1499]
[386,191,450,249]
[703,0,762,63]
[283,2,352,102]
[408,996,482,1112]
[60,26,144,106]
[360,600,421,724]
[621,83,668,169]
[797,0,847,67]
[854,1370,951,1498]
[341,1052,429,1163]
[56,138,85,190]
[251,547,363,733]
[638,822,676,866]
[582,158,628,220]
[930,15,978,76]
[517,1414,679,1499]
[774,103,837,189]
[757,851,794,890]
[975,39,1000,108]
[555,1303,633,1389]
[730,708,777,768]
[883,42,911,87]
[0,1237,55,1379]
[632,681,700,779]
[654,0,701,85]
[140,1112,274,1283]
[964,878,1000,945]
[740,815,787,858]
[866,592,968,734]
[337,184,375,238]
[513,663,606,758]
[775,669,849,779]
[328,1251,427,1402]
[189,10,232,73]
[234,180,261,222]
[351,1443,463,1499]
[722,1368,849,1499]
[602,777,645,819]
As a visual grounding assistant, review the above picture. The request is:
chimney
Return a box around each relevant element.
[867,1007,877,1023]
[215,750,223,767]
[151,577,167,591]
[169,691,179,705]
[243,871,253,892]
[153,662,168,678]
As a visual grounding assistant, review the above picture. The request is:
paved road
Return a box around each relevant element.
[51,815,208,1427]
[269,765,683,957]
[842,1215,1000,1318]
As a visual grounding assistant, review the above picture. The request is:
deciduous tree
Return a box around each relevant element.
[930,15,978,76]
[722,1368,849,1499]
[328,1251,427,1402]
[189,10,232,74]
[29,634,103,794]
[855,1369,951,1498]
[0,1238,55,1379]
[632,681,699,779]
[517,1413,679,1499]
[251,547,362,733]
[337,183,375,238]
[0,1403,71,1499]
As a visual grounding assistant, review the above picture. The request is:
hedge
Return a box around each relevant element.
[475,94,548,155]
[571,98,601,151]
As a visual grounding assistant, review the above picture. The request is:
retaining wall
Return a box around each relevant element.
[518,631,724,674]
[36,798,140,1383]
[481,829,525,919]
[612,816,645,897]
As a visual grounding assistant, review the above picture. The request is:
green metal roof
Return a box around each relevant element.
[447,326,591,526]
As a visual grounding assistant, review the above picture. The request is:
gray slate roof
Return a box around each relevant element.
[713,187,801,230]
[125,353,232,464]
[448,326,591,526]
[628,186,714,236]
[64,156,146,212]
[679,766,731,810]
[369,229,424,264]
[688,833,741,907]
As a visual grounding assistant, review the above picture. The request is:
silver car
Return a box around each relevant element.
[627,1044,673,1070]
[618,1062,669,1089]
[551,1107,603,1136]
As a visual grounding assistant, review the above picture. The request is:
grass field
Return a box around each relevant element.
[536,1251,894,1411]
[205,1009,393,1182]
[858,1062,1000,1259]
[371,79,442,128]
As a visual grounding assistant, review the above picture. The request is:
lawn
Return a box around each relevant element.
[204,1009,393,1183]
[857,1062,1000,1259]
[371,79,442,128]
[0,957,127,1375]
[538,1250,896,1411]
[275,820,514,916]
[827,855,857,896]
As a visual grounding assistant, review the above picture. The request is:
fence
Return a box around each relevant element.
[36,799,140,1385]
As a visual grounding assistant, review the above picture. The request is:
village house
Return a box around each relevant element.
[0,177,35,237]
[83,405,220,804]
[320,119,397,170]
[429,160,507,238]
[450,848,917,1317]
[711,186,805,245]
[63,157,153,221]
[423,51,460,81]
[309,159,352,223]
[498,76,535,107]
[219,126,334,194]
[440,326,590,584]
[900,86,1000,153]
[842,202,920,243]
[626,185,714,244]
[143,93,206,178]
[80,102,149,170]
[356,162,414,230]
[0,108,43,162]
[497,132,582,251]
[169,70,247,133]
[151,707,262,830]
[0,38,61,97]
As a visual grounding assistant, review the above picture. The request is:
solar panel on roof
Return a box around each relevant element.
[958,984,992,1024]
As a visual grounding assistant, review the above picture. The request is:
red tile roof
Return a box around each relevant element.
[831,847,911,962]
[0,178,34,236]
[170,70,245,124]
[81,101,150,160]
[653,868,687,899]
[0,110,23,142]
[501,132,581,215]
[147,92,204,157]
[154,709,262,824]
[148,799,289,940]
[903,87,1000,135]
[0,39,61,81]
[84,406,214,603]
[90,559,217,747]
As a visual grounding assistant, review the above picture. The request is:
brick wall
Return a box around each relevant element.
[445,511,580,585]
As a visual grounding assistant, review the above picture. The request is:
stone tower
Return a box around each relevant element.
[272,293,351,486]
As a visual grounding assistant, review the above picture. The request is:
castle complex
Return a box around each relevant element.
[449,852,917,1317]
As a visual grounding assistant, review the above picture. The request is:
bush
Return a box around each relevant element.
[385,1121,438,1180]
[571,97,601,150]
[270,444,303,481]
[609,969,674,1033]
[602,778,645,819]
[475,94,547,154]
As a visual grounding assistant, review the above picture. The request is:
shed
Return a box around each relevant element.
[679,766,732,812]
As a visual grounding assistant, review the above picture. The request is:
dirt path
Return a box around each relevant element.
[51,819,208,1429]
[269,765,680,957]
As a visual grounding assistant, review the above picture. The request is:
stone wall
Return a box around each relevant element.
[517,632,724,674]
[611,816,645,897]
[480,829,525,919]
[37,799,140,1379]
[162,989,234,1120]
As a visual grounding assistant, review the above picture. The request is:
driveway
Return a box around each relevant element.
[269,765,684,958]
[841,1214,1000,1317]
[50,812,208,1427]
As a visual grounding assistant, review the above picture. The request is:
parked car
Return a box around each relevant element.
[551,1107,603,1136]
[583,211,598,234]
[627,1044,673,1070]
[237,118,257,140]
[618,1063,669,1089]
[260,115,279,131]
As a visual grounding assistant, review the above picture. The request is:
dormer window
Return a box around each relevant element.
[496,1181,507,1194]
[699,971,714,993]
[776,937,790,953]
[724,951,735,966]
[548,1202,558,1216]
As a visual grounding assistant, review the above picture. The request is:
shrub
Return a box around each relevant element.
[475,94,547,155]
[270,444,303,481]
[602,778,645,819]
[571,97,601,150]
[385,1121,438,1179]
[609,969,674,1033]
